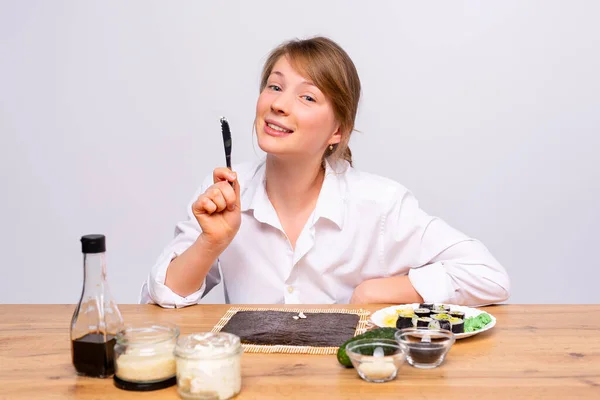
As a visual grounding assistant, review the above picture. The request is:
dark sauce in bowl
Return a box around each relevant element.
[404,340,448,364]
[396,329,455,368]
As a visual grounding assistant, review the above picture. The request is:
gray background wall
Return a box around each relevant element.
[1,1,598,304]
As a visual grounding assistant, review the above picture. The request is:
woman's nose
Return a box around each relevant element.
[270,92,292,115]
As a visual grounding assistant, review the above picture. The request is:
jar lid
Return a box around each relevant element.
[175,332,241,359]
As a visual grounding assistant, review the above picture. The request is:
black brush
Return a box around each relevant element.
[220,116,233,186]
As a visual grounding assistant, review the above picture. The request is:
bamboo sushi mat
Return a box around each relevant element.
[211,307,371,355]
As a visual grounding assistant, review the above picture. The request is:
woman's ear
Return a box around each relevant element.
[329,125,342,145]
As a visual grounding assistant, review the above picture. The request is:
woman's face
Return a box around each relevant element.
[255,56,340,161]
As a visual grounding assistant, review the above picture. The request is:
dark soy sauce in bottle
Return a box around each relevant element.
[72,333,117,377]
[71,235,123,378]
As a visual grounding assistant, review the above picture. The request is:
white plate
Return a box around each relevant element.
[370,303,496,339]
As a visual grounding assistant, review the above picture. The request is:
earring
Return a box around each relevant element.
[329,144,334,151]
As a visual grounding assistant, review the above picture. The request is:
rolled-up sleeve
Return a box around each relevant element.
[383,189,510,306]
[139,176,221,308]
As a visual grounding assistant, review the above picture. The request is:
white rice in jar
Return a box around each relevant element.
[113,322,179,391]
[175,332,242,399]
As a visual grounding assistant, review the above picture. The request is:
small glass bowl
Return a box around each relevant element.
[345,338,406,383]
[395,328,455,369]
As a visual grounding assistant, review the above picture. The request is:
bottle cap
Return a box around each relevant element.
[81,234,106,254]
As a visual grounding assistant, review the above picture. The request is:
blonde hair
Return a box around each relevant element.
[259,37,361,166]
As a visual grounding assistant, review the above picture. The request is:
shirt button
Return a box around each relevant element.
[287,286,294,294]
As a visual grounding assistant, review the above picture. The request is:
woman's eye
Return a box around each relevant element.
[268,84,281,91]
[302,95,316,102]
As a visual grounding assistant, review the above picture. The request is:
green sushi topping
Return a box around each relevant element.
[464,313,492,333]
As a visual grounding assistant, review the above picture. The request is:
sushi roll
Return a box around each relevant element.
[432,313,451,321]
[450,311,466,319]
[449,317,465,334]
[416,317,433,328]
[428,319,452,331]
[419,303,435,310]
[439,320,452,331]
[396,312,416,329]
[430,309,449,317]
[414,308,431,318]
[433,304,451,312]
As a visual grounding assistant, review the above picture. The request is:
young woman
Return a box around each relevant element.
[140,37,510,307]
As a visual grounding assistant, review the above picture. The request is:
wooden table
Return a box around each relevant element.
[1,304,599,399]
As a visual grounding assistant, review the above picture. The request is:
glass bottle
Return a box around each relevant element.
[70,234,124,377]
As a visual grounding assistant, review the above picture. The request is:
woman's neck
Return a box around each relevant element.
[265,155,325,214]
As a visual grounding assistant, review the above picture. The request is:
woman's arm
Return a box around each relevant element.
[353,188,510,306]
[165,235,224,297]
[350,275,423,304]
[140,173,224,308]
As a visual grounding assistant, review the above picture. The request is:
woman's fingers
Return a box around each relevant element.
[194,196,217,215]
[213,167,236,185]
[213,167,239,210]
[214,180,237,211]
[194,180,239,215]
[232,175,241,209]
[207,186,227,212]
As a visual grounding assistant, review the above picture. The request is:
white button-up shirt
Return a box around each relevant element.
[140,159,510,308]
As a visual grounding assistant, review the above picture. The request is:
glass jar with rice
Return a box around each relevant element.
[174,332,242,400]
[113,322,179,391]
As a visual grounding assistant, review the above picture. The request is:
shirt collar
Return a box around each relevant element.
[240,160,280,229]
[313,159,347,230]
[240,159,348,230]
